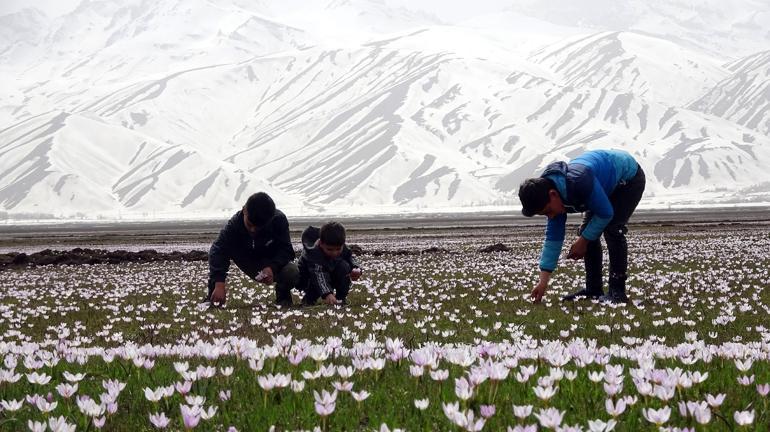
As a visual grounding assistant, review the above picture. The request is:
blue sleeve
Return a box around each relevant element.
[539,213,567,272]
[581,177,614,240]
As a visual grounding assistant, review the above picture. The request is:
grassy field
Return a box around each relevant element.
[0,224,768,431]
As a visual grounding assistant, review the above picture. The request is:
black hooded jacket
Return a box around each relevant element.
[208,209,295,283]
[297,226,359,297]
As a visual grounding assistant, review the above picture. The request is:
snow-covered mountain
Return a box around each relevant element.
[690,50,770,136]
[1,0,769,221]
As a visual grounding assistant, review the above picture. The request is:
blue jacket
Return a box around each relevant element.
[539,150,638,272]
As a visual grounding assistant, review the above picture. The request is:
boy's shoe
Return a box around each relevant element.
[561,288,603,301]
[274,297,293,308]
[599,291,629,304]
[300,296,317,307]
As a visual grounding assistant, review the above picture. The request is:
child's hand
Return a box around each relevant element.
[256,267,274,284]
[350,268,362,281]
[323,293,341,306]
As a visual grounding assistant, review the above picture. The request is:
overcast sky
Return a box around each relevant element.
[0,0,80,16]
[0,0,515,21]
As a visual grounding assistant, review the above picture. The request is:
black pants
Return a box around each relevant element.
[302,261,352,303]
[207,261,299,301]
[579,165,646,293]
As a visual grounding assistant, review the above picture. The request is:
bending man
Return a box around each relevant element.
[518,149,645,303]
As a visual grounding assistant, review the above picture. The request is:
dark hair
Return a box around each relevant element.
[245,192,276,227]
[319,221,346,246]
[518,177,555,217]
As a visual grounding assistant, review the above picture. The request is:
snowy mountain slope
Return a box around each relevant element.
[506,0,770,59]
[529,31,728,106]
[1,0,769,220]
[690,50,770,136]
[0,8,49,56]
[0,111,301,217]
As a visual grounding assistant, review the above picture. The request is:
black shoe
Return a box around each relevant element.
[599,291,629,304]
[300,296,316,307]
[274,297,293,308]
[562,288,603,301]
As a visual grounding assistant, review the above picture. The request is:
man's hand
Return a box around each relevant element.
[531,280,548,303]
[257,266,274,284]
[531,271,552,303]
[211,282,227,304]
[323,293,341,306]
[567,236,589,260]
[350,268,362,281]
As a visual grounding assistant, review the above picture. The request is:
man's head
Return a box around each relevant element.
[243,192,276,235]
[518,177,564,219]
[318,221,345,259]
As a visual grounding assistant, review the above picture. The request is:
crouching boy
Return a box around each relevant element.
[297,222,362,306]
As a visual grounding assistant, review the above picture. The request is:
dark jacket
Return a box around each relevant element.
[297,226,359,298]
[208,209,295,282]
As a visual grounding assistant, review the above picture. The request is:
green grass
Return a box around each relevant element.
[0,225,768,431]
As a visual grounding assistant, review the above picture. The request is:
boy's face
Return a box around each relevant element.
[318,241,343,259]
[537,189,566,219]
[242,208,262,236]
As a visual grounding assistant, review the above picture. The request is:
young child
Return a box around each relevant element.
[297,222,362,306]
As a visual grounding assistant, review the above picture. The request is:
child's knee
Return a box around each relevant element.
[333,261,351,278]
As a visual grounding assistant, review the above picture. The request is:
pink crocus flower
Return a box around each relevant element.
[513,404,533,419]
[48,416,75,432]
[176,381,192,395]
[26,372,52,385]
[409,365,424,377]
[734,410,755,426]
[313,390,337,417]
[145,387,163,402]
[180,404,201,429]
[0,399,23,411]
[642,406,671,426]
[185,395,205,406]
[587,419,617,432]
[200,406,217,420]
[332,381,353,392]
[534,407,564,429]
[150,412,170,429]
[291,381,305,392]
[605,398,627,417]
[480,404,496,418]
[693,406,712,425]
[455,376,474,401]
[63,372,85,383]
[35,398,57,413]
[533,385,558,402]
[507,426,537,432]
[430,369,449,381]
[28,420,46,432]
[706,393,726,408]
